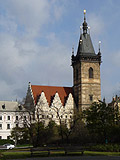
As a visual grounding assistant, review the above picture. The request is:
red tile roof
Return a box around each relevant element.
[31,85,73,106]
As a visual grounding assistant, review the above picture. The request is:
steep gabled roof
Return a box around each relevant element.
[31,85,73,106]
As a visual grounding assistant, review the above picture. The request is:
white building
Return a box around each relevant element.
[0,101,26,139]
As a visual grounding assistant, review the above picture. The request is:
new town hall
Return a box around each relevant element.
[0,11,101,139]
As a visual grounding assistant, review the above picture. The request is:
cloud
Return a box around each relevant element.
[0,0,71,100]
[2,0,49,38]
[88,14,104,36]
[0,0,119,103]
[112,50,120,67]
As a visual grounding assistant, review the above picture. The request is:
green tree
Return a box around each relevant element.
[83,100,117,143]
[11,126,30,145]
[45,120,59,144]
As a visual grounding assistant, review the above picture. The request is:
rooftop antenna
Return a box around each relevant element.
[72,45,74,55]
[99,41,101,52]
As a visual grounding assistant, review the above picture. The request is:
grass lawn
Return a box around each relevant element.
[85,151,120,156]
[0,150,120,159]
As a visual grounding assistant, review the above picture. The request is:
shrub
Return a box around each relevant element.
[0,139,14,145]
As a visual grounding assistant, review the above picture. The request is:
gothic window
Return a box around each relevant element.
[89,67,93,78]
[76,69,78,80]
[0,124,2,129]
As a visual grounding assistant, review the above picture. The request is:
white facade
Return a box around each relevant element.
[0,101,26,139]
[25,83,75,128]
[35,92,74,127]
[0,84,75,139]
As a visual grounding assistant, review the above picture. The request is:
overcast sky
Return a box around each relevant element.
[0,0,120,102]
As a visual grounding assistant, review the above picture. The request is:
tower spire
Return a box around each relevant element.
[83,10,88,34]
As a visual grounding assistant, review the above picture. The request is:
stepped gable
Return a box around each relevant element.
[31,85,73,106]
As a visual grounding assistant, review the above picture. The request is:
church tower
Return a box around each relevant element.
[72,10,101,111]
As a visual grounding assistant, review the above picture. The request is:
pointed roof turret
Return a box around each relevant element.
[71,10,101,65]
[77,10,95,56]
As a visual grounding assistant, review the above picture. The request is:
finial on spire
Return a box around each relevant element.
[88,26,90,34]
[99,41,101,52]
[72,45,74,55]
[103,97,106,103]
[83,9,88,34]
[80,39,82,44]
[80,26,82,34]
[84,9,86,20]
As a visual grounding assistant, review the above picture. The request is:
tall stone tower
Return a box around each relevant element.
[72,10,101,111]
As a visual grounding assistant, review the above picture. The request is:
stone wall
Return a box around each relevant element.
[73,61,101,110]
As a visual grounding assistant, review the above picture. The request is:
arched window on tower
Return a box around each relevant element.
[89,67,93,78]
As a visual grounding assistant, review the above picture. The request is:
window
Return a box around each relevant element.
[0,116,2,120]
[7,124,10,129]
[0,136,2,139]
[0,124,2,129]
[24,116,26,120]
[2,104,5,109]
[16,116,18,120]
[66,115,67,118]
[16,124,18,127]
[76,69,78,80]
[89,67,93,78]
[89,95,93,102]
[7,136,10,139]
[18,105,22,110]
[8,116,10,120]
